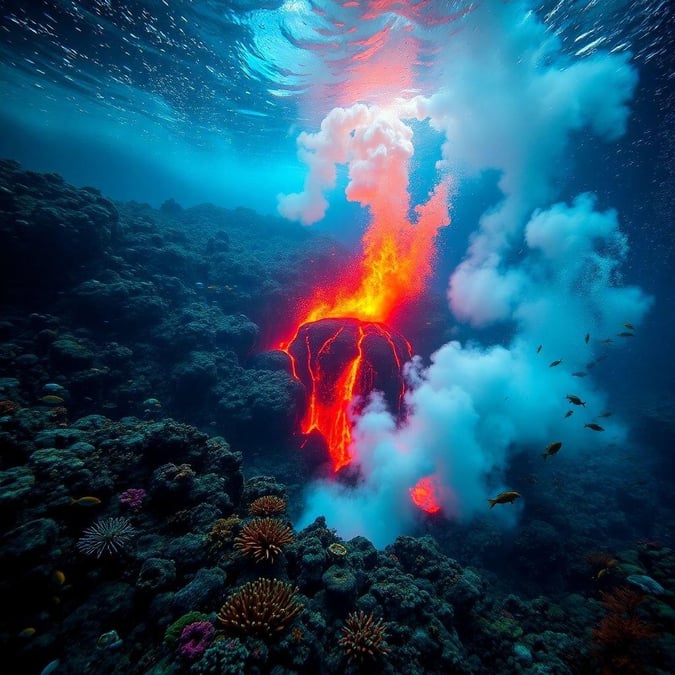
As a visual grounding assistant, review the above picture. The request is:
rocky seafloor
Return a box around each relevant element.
[0,160,674,674]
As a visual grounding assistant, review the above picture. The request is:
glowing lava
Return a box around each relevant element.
[287,318,412,471]
[297,180,450,327]
[409,475,443,514]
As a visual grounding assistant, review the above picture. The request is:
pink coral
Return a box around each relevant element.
[118,488,147,511]
[178,621,215,660]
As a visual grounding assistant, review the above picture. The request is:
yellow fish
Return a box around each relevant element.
[18,627,36,638]
[40,395,65,405]
[70,496,101,507]
[53,570,66,586]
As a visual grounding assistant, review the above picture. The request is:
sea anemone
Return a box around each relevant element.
[76,517,135,558]
[339,610,390,663]
[249,495,287,516]
[217,578,302,638]
[234,517,293,563]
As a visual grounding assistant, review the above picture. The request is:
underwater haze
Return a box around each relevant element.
[1,1,674,674]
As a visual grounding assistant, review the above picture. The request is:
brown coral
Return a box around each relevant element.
[0,400,19,415]
[234,518,293,563]
[339,610,390,663]
[249,495,287,517]
[207,515,241,550]
[216,578,302,637]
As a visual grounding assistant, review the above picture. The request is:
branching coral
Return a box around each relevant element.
[234,517,293,563]
[216,578,303,637]
[249,495,287,517]
[592,585,659,673]
[339,610,390,663]
[599,586,646,615]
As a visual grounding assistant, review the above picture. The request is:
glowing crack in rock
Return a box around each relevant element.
[286,318,413,472]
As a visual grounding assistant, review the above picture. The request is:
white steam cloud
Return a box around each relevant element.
[289,2,653,547]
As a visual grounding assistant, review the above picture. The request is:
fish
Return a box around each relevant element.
[594,567,612,581]
[52,570,66,585]
[598,411,613,418]
[600,338,614,344]
[70,496,102,507]
[536,344,542,353]
[564,410,574,418]
[487,491,522,508]
[40,395,65,405]
[42,383,64,393]
[624,322,635,330]
[542,441,562,460]
[585,333,590,344]
[18,627,36,638]
[584,423,605,431]
[40,660,60,675]
[572,371,587,377]
[549,359,563,367]
[617,332,635,338]
[566,394,586,406]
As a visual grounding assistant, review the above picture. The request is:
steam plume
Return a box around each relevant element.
[287,2,652,547]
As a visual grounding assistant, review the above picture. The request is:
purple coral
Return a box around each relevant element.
[178,621,215,660]
[118,488,147,511]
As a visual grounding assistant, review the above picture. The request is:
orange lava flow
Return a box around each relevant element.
[298,180,450,328]
[409,475,442,514]
[286,320,411,472]
[279,180,449,474]
[308,324,368,471]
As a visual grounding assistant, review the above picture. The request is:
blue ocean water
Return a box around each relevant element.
[1,1,674,673]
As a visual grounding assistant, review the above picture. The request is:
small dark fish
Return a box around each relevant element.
[624,322,634,330]
[536,344,542,353]
[542,441,562,460]
[585,333,590,344]
[564,410,574,418]
[566,394,586,406]
[617,332,635,338]
[572,371,587,377]
[584,423,605,431]
[598,411,613,418]
[600,338,614,344]
[549,359,563,367]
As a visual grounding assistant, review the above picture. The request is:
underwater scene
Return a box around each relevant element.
[0,1,673,673]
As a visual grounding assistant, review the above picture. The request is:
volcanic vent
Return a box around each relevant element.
[286,318,412,471]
